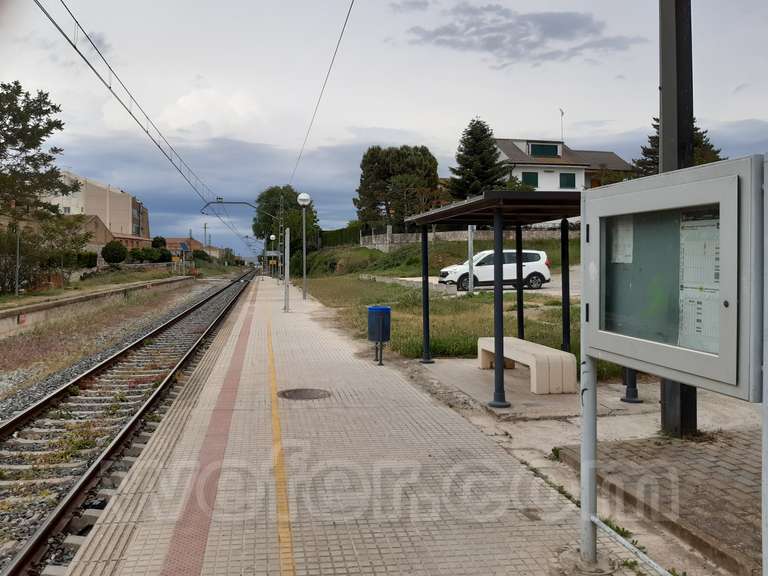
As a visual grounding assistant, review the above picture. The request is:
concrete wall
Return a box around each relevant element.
[0,276,194,340]
[360,226,578,253]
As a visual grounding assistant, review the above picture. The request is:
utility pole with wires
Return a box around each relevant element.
[203,222,207,251]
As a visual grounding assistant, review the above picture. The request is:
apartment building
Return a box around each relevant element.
[47,172,151,247]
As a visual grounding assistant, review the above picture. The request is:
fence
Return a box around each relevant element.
[360,225,579,253]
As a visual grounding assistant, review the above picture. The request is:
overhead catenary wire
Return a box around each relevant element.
[31,0,248,247]
[288,0,355,186]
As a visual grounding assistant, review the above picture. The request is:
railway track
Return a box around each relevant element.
[0,271,255,576]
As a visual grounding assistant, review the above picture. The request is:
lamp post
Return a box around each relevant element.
[269,233,276,277]
[297,192,311,300]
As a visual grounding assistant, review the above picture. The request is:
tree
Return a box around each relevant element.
[151,236,166,248]
[39,214,92,280]
[505,175,535,193]
[252,185,320,253]
[101,241,127,265]
[353,145,442,231]
[633,117,725,176]
[449,118,507,200]
[0,81,79,219]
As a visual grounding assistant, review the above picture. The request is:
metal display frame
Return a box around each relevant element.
[584,156,764,402]
[580,155,765,570]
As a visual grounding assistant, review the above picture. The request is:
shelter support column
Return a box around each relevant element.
[515,224,524,340]
[420,226,433,364]
[560,218,570,352]
[489,209,510,408]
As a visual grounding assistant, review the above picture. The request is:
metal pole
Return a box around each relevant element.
[515,224,524,340]
[763,164,768,576]
[302,206,307,300]
[467,225,475,294]
[490,209,510,408]
[560,218,571,352]
[580,193,597,561]
[659,0,696,436]
[284,227,290,312]
[420,226,433,364]
[15,224,20,297]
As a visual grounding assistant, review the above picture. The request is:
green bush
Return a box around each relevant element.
[101,241,127,265]
[139,247,161,262]
[128,247,143,262]
[321,222,361,247]
[193,249,211,262]
[157,248,172,263]
[77,252,98,268]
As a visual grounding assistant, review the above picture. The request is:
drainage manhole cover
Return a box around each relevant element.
[278,388,331,400]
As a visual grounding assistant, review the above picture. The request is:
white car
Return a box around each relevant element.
[439,249,551,291]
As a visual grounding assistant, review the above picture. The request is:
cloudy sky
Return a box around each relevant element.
[1,0,766,253]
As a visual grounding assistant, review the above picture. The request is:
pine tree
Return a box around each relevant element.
[449,118,507,200]
[633,117,724,176]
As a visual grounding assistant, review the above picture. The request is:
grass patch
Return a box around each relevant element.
[304,238,580,279]
[307,276,621,380]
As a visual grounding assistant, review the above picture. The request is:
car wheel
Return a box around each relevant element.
[458,274,469,291]
[526,273,544,289]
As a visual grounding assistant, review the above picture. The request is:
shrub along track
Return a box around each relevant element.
[0,271,255,576]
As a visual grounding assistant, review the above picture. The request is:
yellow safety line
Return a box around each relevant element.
[267,320,296,575]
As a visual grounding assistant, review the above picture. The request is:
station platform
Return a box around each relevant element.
[66,278,629,575]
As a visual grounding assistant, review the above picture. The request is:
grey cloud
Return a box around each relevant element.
[51,126,446,246]
[407,3,645,67]
[390,1,430,13]
[86,31,112,56]
[732,83,750,94]
[567,118,768,167]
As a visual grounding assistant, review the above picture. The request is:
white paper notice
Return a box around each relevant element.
[678,213,720,354]
[610,215,633,264]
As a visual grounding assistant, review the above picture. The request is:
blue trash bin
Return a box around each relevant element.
[367,306,391,343]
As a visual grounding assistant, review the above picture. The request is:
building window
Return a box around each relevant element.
[530,143,559,157]
[560,173,576,189]
[62,206,70,214]
[521,172,539,187]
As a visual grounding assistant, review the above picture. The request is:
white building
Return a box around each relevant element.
[494,139,633,192]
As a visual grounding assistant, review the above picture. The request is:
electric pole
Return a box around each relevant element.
[658,0,696,437]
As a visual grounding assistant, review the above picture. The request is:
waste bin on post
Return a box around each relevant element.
[367,305,391,365]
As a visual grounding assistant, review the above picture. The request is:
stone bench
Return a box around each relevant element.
[477,337,578,394]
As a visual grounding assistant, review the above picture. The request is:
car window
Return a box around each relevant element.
[503,252,516,264]
[476,254,494,266]
[523,253,541,263]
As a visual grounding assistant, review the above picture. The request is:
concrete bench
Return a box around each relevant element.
[477,337,578,395]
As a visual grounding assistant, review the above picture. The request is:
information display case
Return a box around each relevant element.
[583,155,764,401]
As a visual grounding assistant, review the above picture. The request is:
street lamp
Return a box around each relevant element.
[297,192,311,300]
[269,233,276,277]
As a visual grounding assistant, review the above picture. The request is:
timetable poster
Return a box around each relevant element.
[677,209,720,354]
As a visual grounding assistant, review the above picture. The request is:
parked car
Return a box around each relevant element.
[438,249,551,291]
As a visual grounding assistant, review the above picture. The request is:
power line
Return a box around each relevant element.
[288,0,355,186]
[32,0,249,247]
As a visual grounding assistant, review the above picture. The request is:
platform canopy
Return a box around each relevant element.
[405,187,580,410]
[405,189,581,227]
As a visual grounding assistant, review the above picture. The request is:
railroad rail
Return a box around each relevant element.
[0,271,255,576]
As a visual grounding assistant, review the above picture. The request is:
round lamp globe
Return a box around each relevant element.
[297,192,312,207]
